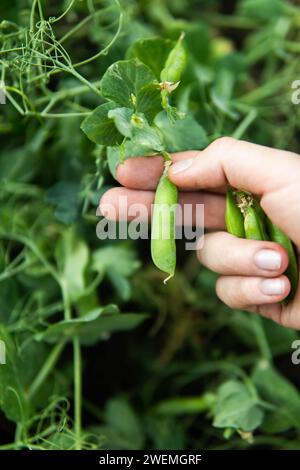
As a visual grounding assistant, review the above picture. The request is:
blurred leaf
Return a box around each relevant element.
[252,361,300,433]
[92,246,141,300]
[97,398,145,450]
[211,69,239,119]
[0,325,29,423]
[45,182,80,224]
[213,380,264,432]
[238,0,285,20]
[145,416,186,450]
[55,228,89,302]
[184,22,211,64]
[35,305,148,345]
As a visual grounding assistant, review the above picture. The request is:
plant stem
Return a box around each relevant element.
[73,336,82,450]
[61,274,82,450]
[251,315,272,362]
[28,340,66,399]
[50,0,76,24]
[73,12,123,68]
[231,109,257,139]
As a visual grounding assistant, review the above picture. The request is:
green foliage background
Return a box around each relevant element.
[1,0,300,450]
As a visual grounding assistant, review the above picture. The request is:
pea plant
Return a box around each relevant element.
[1,0,300,451]
[81,34,207,282]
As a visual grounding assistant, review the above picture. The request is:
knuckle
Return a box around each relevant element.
[208,136,237,154]
[239,278,253,304]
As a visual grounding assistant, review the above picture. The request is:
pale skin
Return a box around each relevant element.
[100,137,300,329]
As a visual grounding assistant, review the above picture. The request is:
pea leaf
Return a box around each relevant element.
[252,361,300,433]
[80,102,123,146]
[107,141,156,179]
[108,107,133,137]
[55,228,89,302]
[213,380,264,432]
[91,398,145,450]
[0,325,29,423]
[155,112,208,151]
[35,305,148,345]
[108,109,163,152]
[136,82,162,122]
[211,69,239,120]
[45,181,80,224]
[127,38,174,80]
[100,59,161,121]
[92,246,140,300]
[238,0,284,20]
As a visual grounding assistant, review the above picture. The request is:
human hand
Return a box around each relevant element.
[100,138,300,328]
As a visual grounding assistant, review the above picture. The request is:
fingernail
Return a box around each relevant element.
[254,249,282,271]
[171,158,193,174]
[260,279,285,296]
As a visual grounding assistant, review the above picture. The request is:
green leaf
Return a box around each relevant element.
[100,59,161,121]
[238,0,284,20]
[80,102,122,146]
[55,228,89,302]
[108,107,133,137]
[92,246,140,300]
[35,306,148,345]
[0,325,29,423]
[184,22,211,63]
[136,82,162,122]
[252,361,300,433]
[213,380,264,432]
[127,37,174,80]
[45,181,80,224]
[211,69,239,120]
[92,246,140,277]
[91,398,145,450]
[155,112,208,152]
[108,109,163,152]
[107,141,156,179]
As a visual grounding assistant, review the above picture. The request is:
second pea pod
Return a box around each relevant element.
[225,189,299,303]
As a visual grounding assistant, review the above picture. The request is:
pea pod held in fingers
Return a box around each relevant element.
[266,219,299,303]
[151,163,178,282]
[225,190,245,238]
[244,205,269,241]
[151,162,178,283]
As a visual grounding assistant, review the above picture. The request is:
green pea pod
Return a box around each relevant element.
[160,32,187,84]
[151,163,178,283]
[225,190,245,238]
[252,198,267,224]
[244,205,269,241]
[266,219,299,303]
